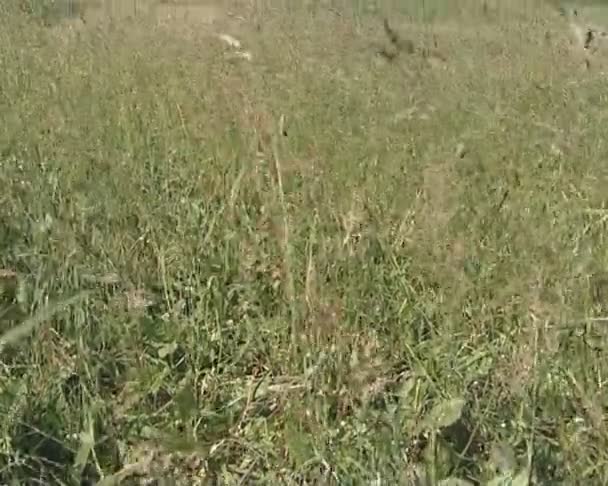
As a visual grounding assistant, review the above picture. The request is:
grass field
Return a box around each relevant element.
[2,0,608,484]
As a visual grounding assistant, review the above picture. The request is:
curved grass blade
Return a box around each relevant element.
[0,291,89,351]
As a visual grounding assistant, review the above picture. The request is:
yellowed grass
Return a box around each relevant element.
[4,1,608,483]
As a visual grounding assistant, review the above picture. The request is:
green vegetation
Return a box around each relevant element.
[2,1,608,483]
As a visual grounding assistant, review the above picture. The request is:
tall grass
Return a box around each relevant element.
[2,0,608,484]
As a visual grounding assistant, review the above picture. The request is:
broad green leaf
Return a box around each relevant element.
[73,411,95,480]
[73,430,94,477]
[423,397,466,430]
[157,341,178,358]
